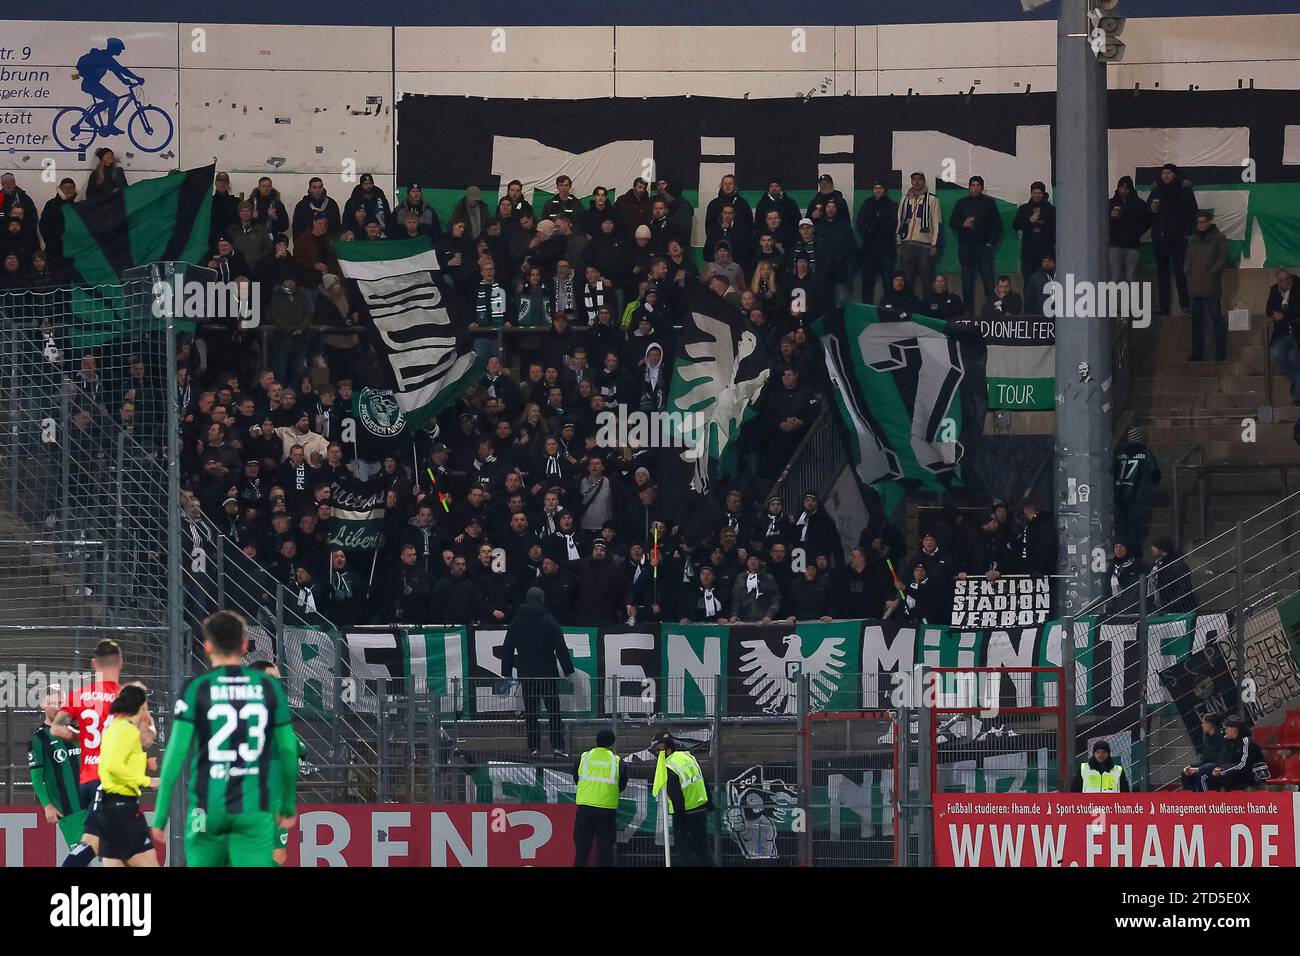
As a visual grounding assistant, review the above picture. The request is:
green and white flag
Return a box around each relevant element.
[974,316,1055,410]
[402,627,468,713]
[327,475,387,552]
[665,285,774,493]
[814,304,987,513]
[335,238,483,429]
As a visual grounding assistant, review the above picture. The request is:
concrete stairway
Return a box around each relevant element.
[1128,311,1300,604]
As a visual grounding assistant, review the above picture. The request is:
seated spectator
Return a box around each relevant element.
[922,274,964,319]
[1266,268,1300,404]
[1023,253,1057,315]
[1209,718,1267,792]
[878,271,922,320]
[1181,713,1224,792]
[980,275,1024,318]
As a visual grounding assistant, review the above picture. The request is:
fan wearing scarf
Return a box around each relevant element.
[795,492,841,569]
[679,565,730,624]
[544,510,589,571]
[730,553,783,624]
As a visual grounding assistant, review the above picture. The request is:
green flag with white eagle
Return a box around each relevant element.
[335,238,483,430]
[664,285,774,494]
[814,304,987,513]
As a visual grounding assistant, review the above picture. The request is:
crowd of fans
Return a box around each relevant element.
[0,158,1220,630]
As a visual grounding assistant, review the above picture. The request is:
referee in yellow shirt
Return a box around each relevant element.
[97,684,160,867]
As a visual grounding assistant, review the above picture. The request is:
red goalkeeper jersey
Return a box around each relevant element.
[61,680,122,784]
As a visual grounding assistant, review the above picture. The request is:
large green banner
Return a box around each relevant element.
[277,612,1239,719]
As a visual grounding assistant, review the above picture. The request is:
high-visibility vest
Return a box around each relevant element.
[1080,762,1123,792]
[665,751,708,813]
[576,748,620,809]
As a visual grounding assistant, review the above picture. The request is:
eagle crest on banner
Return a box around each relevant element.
[737,634,846,714]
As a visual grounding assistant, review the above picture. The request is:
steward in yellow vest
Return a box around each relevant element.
[571,730,628,867]
[1068,740,1130,793]
[651,731,715,867]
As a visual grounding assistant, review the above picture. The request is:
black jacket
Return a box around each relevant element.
[1266,282,1300,343]
[431,573,474,624]
[1108,190,1153,249]
[1213,734,1265,790]
[923,291,965,319]
[1114,442,1161,507]
[833,561,892,619]
[856,194,900,257]
[1012,198,1056,265]
[949,193,1003,248]
[1149,555,1197,615]
[1014,512,1057,576]
[575,556,631,624]
[755,190,801,251]
[1148,178,1198,247]
[501,602,574,678]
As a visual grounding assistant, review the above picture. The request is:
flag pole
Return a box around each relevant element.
[368,549,379,588]
[661,792,672,868]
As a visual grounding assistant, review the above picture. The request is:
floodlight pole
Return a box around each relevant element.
[1054,0,1113,617]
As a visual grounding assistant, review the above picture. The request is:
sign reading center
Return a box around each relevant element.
[951,576,1051,629]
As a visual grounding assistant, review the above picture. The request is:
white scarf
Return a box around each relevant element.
[564,533,580,561]
[796,509,810,541]
[702,587,719,617]
[745,572,761,596]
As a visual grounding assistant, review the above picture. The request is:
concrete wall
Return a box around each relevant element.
[2,16,1298,217]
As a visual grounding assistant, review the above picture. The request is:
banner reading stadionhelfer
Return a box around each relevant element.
[934,793,1299,867]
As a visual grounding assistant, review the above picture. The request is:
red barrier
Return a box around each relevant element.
[934,793,1299,867]
[0,804,576,867]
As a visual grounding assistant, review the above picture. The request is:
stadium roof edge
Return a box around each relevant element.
[28,0,1300,27]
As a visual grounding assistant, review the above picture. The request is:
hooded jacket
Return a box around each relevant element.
[575,555,632,624]
[501,596,573,677]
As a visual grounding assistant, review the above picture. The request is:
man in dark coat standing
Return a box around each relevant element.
[502,587,575,756]
[1148,163,1198,316]
[1148,537,1198,616]
[856,180,898,305]
[574,540,635,625]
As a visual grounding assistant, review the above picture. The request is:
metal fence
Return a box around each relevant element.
[1067,489,1300,793]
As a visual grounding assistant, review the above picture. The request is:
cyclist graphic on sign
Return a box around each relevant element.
[52,38,174,154]
[78,39,143,135]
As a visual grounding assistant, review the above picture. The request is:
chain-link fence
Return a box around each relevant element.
[1069,491,1300,793]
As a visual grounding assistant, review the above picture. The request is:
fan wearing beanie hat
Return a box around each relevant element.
[1148,160,1199,315]
[501,579,574,757]
[1068,737,1130,792]
[1114,422,1160,555]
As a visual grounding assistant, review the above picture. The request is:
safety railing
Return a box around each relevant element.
[767,402,848,517]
